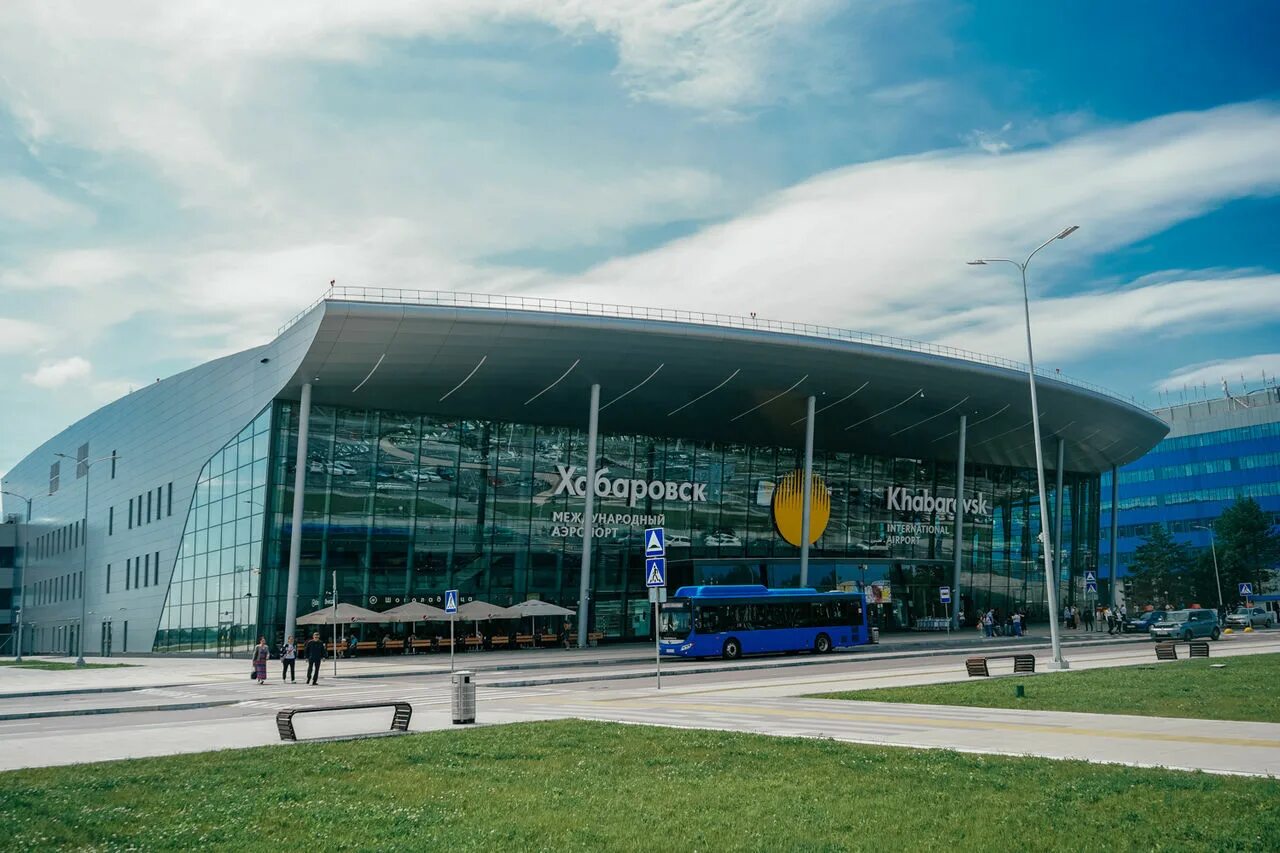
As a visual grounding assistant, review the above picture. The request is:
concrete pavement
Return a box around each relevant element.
[1,632,1276,777]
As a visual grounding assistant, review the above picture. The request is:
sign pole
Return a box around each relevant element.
[644,527,667,691]
[654,598,661,690]
[445,588,459,673]
[450,614,455,674]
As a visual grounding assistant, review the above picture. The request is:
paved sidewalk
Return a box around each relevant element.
[0,627,1151,699]
[556,693,1280,777]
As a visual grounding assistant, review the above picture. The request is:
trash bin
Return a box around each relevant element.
[870,627,880,644]
[451,670,475,725]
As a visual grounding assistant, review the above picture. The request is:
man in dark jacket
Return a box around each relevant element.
[304,632,326,685]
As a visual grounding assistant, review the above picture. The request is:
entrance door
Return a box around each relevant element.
[216,621,234,658]
[101,621,114,657]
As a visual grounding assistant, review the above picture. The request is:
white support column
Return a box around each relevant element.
[799,395,816,587]
[1109,464,1119,607]
[952,414,966,630]
[1054,437,1066,607]
[577,384,600,648]
[283,382,311,644]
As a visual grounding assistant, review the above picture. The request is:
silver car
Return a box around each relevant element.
[1225,606,1276,629]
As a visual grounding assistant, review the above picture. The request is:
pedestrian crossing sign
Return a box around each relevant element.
[1085,570,1096,583]
[444,589,459,613]
[1239,583,1253,597]
[645,557,666,588]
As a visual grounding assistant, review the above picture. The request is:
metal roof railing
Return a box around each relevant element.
[278,285,1140,406]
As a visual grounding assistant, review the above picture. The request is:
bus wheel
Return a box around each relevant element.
[722,638,742,660]
[815,633,832,654]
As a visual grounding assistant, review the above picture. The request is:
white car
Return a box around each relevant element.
[703,532,742,547]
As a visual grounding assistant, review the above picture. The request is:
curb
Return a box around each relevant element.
[0,699,241,721]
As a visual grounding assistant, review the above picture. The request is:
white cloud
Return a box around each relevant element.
[0,176,94,227]
[544,103,1280,362]
[0,248,141,291]
[1156,353,1280,393]
[0,317,53,353]
[23,356,92,388]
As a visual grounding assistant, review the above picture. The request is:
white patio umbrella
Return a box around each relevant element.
[380,601,450,647]
[455,600,518,642]
[296,602,382,624]
[380,602,449,622]
[508,599,574,637]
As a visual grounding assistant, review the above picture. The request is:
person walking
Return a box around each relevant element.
[252,636,269,685]
[982,609,994,638]
[304,632,325,685]
[1011,610,1022,637]
[1105,606,1116,635]
[1083,606,1095,632]
[280,636,297,683]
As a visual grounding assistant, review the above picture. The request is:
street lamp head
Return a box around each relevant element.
[53,452,73,461]
[1055,225,1079,240]
[966,260,987,266]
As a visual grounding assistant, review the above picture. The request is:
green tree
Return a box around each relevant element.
[1212,497,1280,601]
[1126,524,1194,607]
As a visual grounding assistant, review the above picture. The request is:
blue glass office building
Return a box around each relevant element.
[1100,385,1280,576]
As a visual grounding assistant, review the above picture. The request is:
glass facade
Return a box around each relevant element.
[1101,414,1280,576]
[153,408,271,654]
[239,401,1098,644]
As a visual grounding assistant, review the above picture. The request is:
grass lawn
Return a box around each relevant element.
[0,660,132,671]
[1,721,1278,852]
[817,652,1280,723]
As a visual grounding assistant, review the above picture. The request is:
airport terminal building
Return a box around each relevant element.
[1,289,1167,656]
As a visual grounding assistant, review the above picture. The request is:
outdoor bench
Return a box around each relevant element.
[276,701,413,742]
[1154,640,1209,661]
[965,654,1036,677]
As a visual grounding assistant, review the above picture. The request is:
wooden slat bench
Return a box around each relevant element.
[1155,640,1210,661]
[587,631,605,646]
[965,654,1036,677]
[464,637,483,651]
[490,635,511,649]
[516,633,535,648]
[276,701,413,742]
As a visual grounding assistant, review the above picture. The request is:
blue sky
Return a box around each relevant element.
[2,1,1279,481]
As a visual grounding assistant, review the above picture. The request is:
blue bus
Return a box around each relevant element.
[659,585,868,660]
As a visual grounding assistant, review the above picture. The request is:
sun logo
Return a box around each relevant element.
[771,470,830,547]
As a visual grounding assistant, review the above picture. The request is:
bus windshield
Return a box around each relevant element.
[660,602,691,640]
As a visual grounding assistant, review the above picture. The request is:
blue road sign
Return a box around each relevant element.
[444,589,459,613]
[939,586,951,604]
[644,527,665,557]
[1086,581,1098,594]
[645,557,666,588]
[1239,583,1254,597]
[1085,570,1097,583]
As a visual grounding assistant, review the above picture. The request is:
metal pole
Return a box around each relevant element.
[1210,534,1223,611]
[450,614,455,673]
[331,568,337,677]
[1054,437,1066,606]
[654,600,661,689]
[1021,263,1065,668]
[1109,465,1119,609]
[952,414,966,630]
[76,465,91,666]
[799,395,816,587]
[577,383,600,648]
[284,382,312,644]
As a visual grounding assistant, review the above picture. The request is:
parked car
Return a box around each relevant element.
[1225,606,1276,629]
[1124,610,1169,633]
[1149,609,1220,641]
[703,530,741,547]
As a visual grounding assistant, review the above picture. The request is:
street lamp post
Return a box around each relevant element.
[54,453,119,667]
[1193,524,1225,615]
[968,225,1078,670]
[1,488,33,662]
